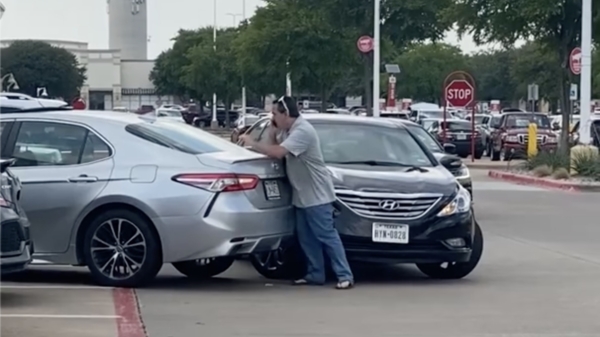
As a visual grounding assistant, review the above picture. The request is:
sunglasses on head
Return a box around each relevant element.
[277,96,289,115]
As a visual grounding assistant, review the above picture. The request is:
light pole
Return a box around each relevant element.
[579,0,592,144]
[226,13,241,26]
[241,0,247,125]
[0,1,6,20]
[372,0,381,117]
[0,73,19,92]
[211,0,218,129]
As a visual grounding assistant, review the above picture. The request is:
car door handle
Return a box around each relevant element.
[68,175,98,183]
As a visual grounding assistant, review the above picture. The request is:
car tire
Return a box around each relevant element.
[250,239,305,280]
[416,221,483,280]
[502,148,511,161]
[172,257,234,279]
[83,209,162,288]
[474,150,484,160]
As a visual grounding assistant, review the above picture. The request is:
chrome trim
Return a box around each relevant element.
[335,189,443,220]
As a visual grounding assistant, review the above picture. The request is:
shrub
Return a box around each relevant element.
[525,151,569,171]
[552,167,570,180]
[570,149,600,178]
[532,165,552,177]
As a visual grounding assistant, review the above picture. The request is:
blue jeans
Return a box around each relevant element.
[295,203,354,284]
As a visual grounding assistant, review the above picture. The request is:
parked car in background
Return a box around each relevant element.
[134,105,155,115]
[0,159,33,275]
[465,114,492,154]
[489,112,557,161]
[1,93,69,111]
[240,114,483,281]
[0,109,293,287]
[194,109,239,128]
[427,120,485,159]
[155,108,186,123]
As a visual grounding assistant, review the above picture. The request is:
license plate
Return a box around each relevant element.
[372,223,409,244]
[263,180,281,200]
[456,134,467,140]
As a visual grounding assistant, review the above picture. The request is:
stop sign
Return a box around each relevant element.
[445,80,474,107]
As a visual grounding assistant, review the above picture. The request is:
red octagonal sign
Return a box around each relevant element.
[445,80,474,107]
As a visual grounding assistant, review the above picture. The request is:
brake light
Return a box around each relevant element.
[172,173,259,192]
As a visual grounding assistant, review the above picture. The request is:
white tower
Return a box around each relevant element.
[108,0,148,59]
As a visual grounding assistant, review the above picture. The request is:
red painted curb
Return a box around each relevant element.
[113,288,147,337]
[488,170,582,191]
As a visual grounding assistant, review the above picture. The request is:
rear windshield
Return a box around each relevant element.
[125,120,246,154]
[505,114,551,129]
[441,121,471,131]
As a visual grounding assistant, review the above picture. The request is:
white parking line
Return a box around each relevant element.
[0,314,120,319]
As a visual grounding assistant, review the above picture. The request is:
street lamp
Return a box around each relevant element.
[372,0,381,117]
[211,0,218,129]
[579,0,592,144]
[226,13,242,26]
[0,73,20,92]
[241,0,247,124]
[0,1,6,20]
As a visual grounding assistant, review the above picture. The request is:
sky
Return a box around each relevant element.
[0,0,496,59]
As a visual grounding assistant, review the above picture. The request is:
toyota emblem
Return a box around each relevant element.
[379,200,400,211]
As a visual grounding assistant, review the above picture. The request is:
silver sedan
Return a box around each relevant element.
[0,110,293,287]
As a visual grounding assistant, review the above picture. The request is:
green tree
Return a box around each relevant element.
[149,28,214,102]
[183,28,242,125]
[393,43,468,102]
[1,40,86,99]
[509,43,562,109]
[467,50,516,102]
[446,0,597,150]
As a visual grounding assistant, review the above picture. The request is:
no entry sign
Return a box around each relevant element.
[357,36,373,53]
[445,80,474,107]
[570,47,582,75]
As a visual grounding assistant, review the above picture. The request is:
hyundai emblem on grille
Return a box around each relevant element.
[379,200,400,210]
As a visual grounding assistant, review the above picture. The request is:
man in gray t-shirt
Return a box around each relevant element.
[239,96,354,289]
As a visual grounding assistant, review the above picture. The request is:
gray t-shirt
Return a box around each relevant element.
[279,116,336,208]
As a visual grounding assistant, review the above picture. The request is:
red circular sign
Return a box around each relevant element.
[445,80,474,107]
[570,47,582,75]
[72,98,86,110]
[357,36,373,53]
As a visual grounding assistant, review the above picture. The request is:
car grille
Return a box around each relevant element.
[1,221,24,254]
[335,190,442,220]
[519,134,546,144]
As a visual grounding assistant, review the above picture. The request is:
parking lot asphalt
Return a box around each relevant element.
[3,169,600,337]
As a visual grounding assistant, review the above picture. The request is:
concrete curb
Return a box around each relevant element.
[466,162,511,170]
[488,170,600,192]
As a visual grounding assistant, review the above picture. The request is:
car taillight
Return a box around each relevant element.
[172,173,259,192]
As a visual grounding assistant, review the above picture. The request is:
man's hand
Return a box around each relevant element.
[238,134,254,147]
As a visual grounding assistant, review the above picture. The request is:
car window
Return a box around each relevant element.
[247,119,270,141]
[81,133,112,163]
[125,120,246,155]
[405,125,443,153]
[440,121,471,132]
[482,116,490,124]
[11,121,88,167]
[313,123,434,167]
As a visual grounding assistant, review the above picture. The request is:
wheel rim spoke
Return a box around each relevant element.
[91,218,147,280]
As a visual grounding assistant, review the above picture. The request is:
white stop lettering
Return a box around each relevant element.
[447,88,472,100]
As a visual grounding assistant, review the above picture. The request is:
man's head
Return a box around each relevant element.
[272,96,300,130]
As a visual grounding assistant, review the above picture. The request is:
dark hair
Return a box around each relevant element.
[276,96,300,118]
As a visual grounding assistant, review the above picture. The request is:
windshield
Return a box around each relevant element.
[505,114,551,129]
[313,123,434,167]
[420,110,444,119]
[126,120,248,154]
[441,121,472,132]
[473,116,486,124]
[405,125,443,153]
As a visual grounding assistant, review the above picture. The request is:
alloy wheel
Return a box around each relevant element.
[254,246,287,271]
[90,218,147,280]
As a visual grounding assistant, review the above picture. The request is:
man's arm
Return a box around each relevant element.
[248,127,311,159]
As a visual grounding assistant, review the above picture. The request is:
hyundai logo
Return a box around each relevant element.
[379,200,401,211]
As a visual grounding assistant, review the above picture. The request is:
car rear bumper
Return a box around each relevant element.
[335,201,475,264]
[1,218,33,275]
[155,193,294,263]
[454,141,484,154]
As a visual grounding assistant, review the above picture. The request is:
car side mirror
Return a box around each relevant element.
[443,143,457,154]
[439,155,462,170]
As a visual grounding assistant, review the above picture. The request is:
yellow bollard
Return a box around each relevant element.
[528,122,538,157]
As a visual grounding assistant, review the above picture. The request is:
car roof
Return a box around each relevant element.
[0,109,155,126]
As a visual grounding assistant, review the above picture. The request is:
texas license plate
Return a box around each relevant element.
[372,223,409,244]
[456,134,467,140]
[263,180,281,200]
